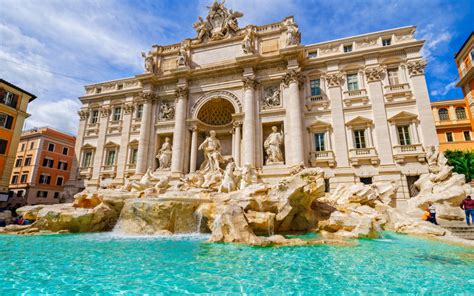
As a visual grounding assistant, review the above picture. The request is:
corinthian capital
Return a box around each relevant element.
[140,91,158,103]
[123,102,135,114]
[175,86,189,98]
[100,106,111,117]
[78,109,89,121]
[242,77,259,89]
[282,69,304,88]
[325,72,344,87]
[365,66,385,82]
[406,60,427,76]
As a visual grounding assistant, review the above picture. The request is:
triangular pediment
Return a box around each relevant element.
[104,141,119,148]
[388,111,418,122]
[81,143,96,150]
[345,116,373,126]
[129,139,139,145]
[308,119,332,129]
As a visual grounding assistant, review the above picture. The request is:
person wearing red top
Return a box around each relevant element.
[460,195,474,226]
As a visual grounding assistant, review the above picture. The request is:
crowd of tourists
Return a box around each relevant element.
[423,195,474,226]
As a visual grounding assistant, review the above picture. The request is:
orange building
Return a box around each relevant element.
[8,127,76,206]
[0,79,36,204]
[455,32,474,131]
[431,99,473,152]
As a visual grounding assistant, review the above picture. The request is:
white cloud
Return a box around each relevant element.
[430,80,457,97]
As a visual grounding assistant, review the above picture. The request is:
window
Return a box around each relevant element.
[464,131,471,141]
[17,190,24,198]
[117,84,123,90]
[0,139,7,154]
[105,150,116,166]
[360,177,373,185]
[37,191,48,198]
[20,143,25,151]
[113,107,122,121]
[0,113,13,129]
[346,74,359,91]
[387,68,400,85]
[90,110,99,124]
[20,174,28,183]
[48,143,55,152]
[54,192,60,199]
[446,132,454,142]
[30,141,34,150]
[58,161,68,170]
[343,45,352,53]
[438,108,449,121]
[96,88,102,94]
[62,147,69,155]
[314,133,326,151]
[308,51,317,58]
[39,174,51,184]
[42,158,54,168]
[82,151,93,167]
[382,38,391,46]
[353,129,366,148]
[310,79,321,96]
[136,104,144,119]
[324,179,330,193]
[455,107,466,120]
[15,158,22,167]
[397,125,411,145]
[1,91,18,108]
[11,175,18,184]
[56,176,64,186]
[129,148,138,164]
[24,157,31,166]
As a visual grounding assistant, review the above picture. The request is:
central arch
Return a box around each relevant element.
[197,98,235,126]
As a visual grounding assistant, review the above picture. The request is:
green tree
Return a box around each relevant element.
[444,150,474,182]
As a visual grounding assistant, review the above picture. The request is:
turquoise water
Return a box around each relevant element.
[0,232,473,295]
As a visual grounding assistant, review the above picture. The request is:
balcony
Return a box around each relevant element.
[126,163,136,175]
[309,150,335,167]
[79,167,93,179]
[384,83,412,101]
[349,147,379,166]
[305,95,329,111]
[343,89,369,107]
[100,165,117,178]
[392,144,426,163]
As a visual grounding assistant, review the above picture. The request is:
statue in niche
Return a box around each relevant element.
[176,43,189,67]
[160,102,175,120]
[141,51,154,73]
[264,126,284,165]
[242,26,255,54]
[156,137,172,170]
[263,86,281,109]
[198,130,224,174]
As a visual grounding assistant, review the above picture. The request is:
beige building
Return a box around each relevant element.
[70,2,438,200]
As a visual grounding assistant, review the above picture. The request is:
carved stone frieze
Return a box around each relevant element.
[159,101,176,120]
[365,66,385,82]
[406,60,427,76]
[189,73,242,86]
[242,77,259,90]
[325,72,344,87]
[262,85,281,109]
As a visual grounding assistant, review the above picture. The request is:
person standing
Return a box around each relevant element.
[428,202,438,225]
[460,195,474,226]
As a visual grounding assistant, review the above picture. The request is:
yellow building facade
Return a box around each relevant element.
[431,99,473,152]
[0,79,36,203]
[455,32,474,131]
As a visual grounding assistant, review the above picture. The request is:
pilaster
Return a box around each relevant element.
[171,84,189,175]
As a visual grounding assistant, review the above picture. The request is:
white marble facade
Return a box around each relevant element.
[71,1,438,200]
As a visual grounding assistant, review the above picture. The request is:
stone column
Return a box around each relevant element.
[407,60,439,146]
[189,126,198,173]
[233,121,242,166]
[283,69,305,166]
[242,77,258,166]
[326,72,350,167]
[365,66,393,164]
[171,86,188,174]
[135,93,154,176]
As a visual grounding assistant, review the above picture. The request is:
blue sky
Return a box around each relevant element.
[0,0,472,134]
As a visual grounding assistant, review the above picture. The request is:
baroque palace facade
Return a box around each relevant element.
[70,1,438,200]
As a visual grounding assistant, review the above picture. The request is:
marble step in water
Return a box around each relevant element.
[443,225,474,240]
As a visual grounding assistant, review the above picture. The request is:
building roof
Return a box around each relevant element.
[0,79,37,102]
[21,126,76,142]
[454,31,474,59]
[430,98,466,107]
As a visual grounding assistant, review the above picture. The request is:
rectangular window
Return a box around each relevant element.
[20,143,25,151]
[310,79,321,96]
[117,84,123,90]
[446,132,454,142]
[11,175,18,184]
[39,174,51,185]
[96,88,102,94]
[314,133,326,151]
[48,143,55,152]
[42,158,54,168]
[54,192,60,199]
[464,131,471,141]
[360,177,373,185]
[56,176,64,186]
[58,161,68,171]
[24,157,31,166]
[20,174,28,183]
[324,179,330,193]
[308,51,317,58]
[62,147,69,155]
[105,150,116,166]
[15,158,22,167]
[82,151,93,167]
[397,125,411,145]
[90,110,99,124]
[387,68,400,85]
[37,191,48,198]
[382,38,391,46]
[343,45,352,53]
[30,142,34,150]
[130,148,138,164]
[113,107,122,121]
[2,92,18,108]
[0,139,7,154]
[17,190,24,197]
[136,104,144,119]
[346,74,359,91]
[0,113,13,129]
[353,129,366,148]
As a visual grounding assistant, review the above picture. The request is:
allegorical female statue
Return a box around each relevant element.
[198,130,223,173]
[264,126,284,165]
[156,137,172,169]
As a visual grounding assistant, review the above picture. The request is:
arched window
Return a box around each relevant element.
[438,108,449,121]
[455,107,466,120]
